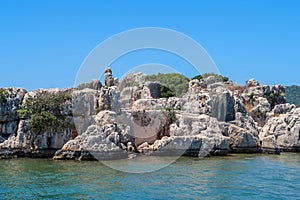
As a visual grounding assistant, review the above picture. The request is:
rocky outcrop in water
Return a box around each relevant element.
[0,89,76,158]
[1,71,299,160]
[259,108,300,152]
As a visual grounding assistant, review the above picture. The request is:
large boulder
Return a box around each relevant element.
[76,79,102,90]
[246,79,260,88]
[210,87,235,122]
[273,103,295,116]
[131,99,168,146]
[219,123,260,153]
[259,108,300,152]
[119,85,151,110]
[118,72,147,91]
[53,125,127,160]
[119,82,162,110]
[138,113,231,157]
[169,114,211,136]
[140,134,230,157]
[248,97,271,127]
[98,86,120,113]
[182,92,211,115]
[242,82,286,109]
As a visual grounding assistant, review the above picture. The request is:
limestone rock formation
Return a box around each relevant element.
[104,68,114,87]
[1,69,299,159]
[0,88,27,140]
[139,114,230,157]
[219,123,260,153]
[76,79,102,90]
[259,108,300,152]
[53,125,128,160]
[131,99,168,146]
[98,86,121,113]
[0,89,76,158]
[246,79,260,88]
[210,88,235,122]
[118,72,147,91]
[118,72,162,110]
[248,97,271,127]
[143,114,231,156]
[273,103,295,116]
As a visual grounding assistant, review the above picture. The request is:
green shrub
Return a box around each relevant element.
[146,73,189,97]
[164,107,177,124]
[17,91,72,134]
[0,89,8,105]
[133,82,139,87]
[160,85,175,98]
[191,73,229,82]
[191,75,203,81]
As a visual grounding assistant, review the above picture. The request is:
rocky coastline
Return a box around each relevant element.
[1,69,300,160]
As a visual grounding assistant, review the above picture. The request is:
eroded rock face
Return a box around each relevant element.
[120,86,152,110]
[210,88,235,122]
[76,79,102,90]
[0,89,76,158]
[187,79,207,94]
[119,82,162,110]
[98,86,120,113]
[0,119,74,158]
[53,125,127,160]
[246,79,260,88]
[140,135,229,157]
[0,88,27,139]
[183,92,211,115]
[118,72,147,92]
[259,108,300,152]
[105,68,114,87]
[131,99,168,146]
[1,70,298,159]
[242,81,286,110]
[273,103,295,116]
[249,97,271,127]
[221,123,260,153]
[143,114,231,156]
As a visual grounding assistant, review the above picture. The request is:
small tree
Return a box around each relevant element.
[17,91,72,134]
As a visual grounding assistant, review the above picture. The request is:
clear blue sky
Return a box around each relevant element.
[1,0,300,91]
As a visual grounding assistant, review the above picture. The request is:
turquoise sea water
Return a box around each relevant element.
[0,153,300,199]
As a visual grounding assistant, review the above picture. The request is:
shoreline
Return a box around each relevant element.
[1,71,300,160]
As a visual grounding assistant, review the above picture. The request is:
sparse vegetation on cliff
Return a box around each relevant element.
[160,85,176,98]
[146,73,190,97]
[191,73,229,82]
[17,91,72,134]
[0,89,8,105]
[164,107,177,124]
